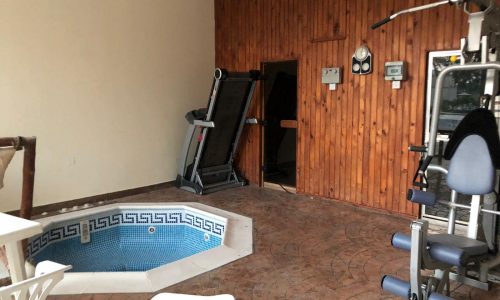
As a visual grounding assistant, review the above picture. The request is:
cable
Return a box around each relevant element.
[279,183,294,194]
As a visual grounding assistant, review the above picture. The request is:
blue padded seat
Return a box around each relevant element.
[391,232,488,266]
[427,234,488,257]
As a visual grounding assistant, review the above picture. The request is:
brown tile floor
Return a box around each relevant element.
[47,186,500,300]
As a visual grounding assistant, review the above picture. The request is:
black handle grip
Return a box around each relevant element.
[418,156,433,173]
[412,170,429,189]
[371,17,391,29]
[409,145,427,153]
[412,181,429,189]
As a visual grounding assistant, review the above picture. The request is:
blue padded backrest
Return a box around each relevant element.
[447,135,495,195]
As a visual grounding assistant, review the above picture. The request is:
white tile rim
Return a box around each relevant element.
[33,202,253,295]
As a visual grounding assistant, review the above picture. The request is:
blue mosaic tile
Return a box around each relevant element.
[32,225,222,272]
[28,208,226,260]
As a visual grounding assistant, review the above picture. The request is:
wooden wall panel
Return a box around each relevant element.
[215,0,467,217]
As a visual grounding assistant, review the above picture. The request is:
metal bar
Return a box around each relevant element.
[468,195,481,239]
[449,272,489,290]
[204,180,237,189]
[439,199,500,216]
[447,190,458,234]
[480,208,500,216]
[428,164,448,174]
[206,77,222,119]
[372,1,466,29]
[245,118,259,124]
[389,0,451,20]
[410,221,426,300]
[485,50,499,100]
[202,180,246,194]
[189,76,222,182]
[193,120,215,128]
[228,79,258,165]
[434,269,450,295]
[480,255,500,282]
[439,201,470,209]
[428,62,500,155]
[178,124,197,176]
[465,11,487,52]
[195,173,204,188]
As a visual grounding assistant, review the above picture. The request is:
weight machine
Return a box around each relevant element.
[372,1,500,299]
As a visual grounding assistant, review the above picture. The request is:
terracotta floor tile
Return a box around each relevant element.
[43,186,500,300]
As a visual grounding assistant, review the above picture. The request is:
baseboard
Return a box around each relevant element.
[7,181,175,217]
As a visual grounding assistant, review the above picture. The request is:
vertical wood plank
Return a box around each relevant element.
[215,0,468,217]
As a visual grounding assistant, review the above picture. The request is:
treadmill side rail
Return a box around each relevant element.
[193,120,215,128]
[176,68,260,195]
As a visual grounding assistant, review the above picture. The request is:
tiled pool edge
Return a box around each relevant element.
[29,206,227,258]
[33,202,252,294]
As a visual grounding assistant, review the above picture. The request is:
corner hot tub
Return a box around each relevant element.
[28,203,252,294]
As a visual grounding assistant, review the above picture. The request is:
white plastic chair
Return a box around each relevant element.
[151,293,235,300]
[0,261,70,300]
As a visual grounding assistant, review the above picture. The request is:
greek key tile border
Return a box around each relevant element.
[28,208,226,257]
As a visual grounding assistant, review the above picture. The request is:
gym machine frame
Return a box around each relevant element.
[373,0,500,299]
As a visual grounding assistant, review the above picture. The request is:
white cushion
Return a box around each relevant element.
[151,293,235,300]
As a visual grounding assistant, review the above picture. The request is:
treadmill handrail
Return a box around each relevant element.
[245,118,260,124]
[193,120,215,128]
[229,78,258,164]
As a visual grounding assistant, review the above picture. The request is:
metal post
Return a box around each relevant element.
[178,124,197,176]
[229,80,257,165]
[410,220,427,300]
[468,195,481,239]
[189,77,222,182]
[447,190,458,234]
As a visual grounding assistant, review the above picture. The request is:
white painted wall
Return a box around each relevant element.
[0,1,215,212]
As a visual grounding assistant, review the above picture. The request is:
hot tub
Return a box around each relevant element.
[28,203,252,294]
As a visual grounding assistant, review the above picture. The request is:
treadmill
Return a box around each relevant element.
[176,68,260,194]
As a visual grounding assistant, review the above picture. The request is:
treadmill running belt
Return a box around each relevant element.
[199,80,252,168]
[176,68,259,194]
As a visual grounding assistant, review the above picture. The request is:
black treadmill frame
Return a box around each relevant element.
[176,68,259,194]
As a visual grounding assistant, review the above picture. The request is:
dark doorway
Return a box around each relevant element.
[262,60,298,188]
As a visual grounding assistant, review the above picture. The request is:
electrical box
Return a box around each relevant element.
[384,61,407,89]
[385,61,407,81]
[322,67,342,90]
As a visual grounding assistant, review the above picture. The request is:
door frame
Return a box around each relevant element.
[259,59,299,190]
